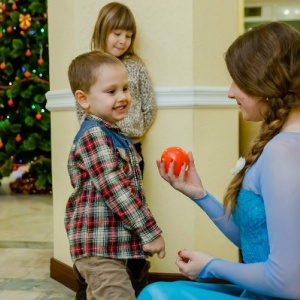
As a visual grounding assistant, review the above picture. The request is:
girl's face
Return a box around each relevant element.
[106,29,133,57]
[228,81,267,122]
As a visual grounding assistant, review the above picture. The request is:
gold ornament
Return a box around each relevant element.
[19,14,31,30]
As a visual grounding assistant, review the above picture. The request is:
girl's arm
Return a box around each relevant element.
[116,58,157,139]
[138,60,157,133]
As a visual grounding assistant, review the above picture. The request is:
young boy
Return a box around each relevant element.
[65,50,165,300]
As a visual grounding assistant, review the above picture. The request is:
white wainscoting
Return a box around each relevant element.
[45,86,236,111]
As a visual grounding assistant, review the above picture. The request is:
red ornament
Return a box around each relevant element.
[15,134,22,142]
[24,71,31,78]
[0,32,3,39]
[12,3,17,10]
[13,165,18,171]
[2,4,6,12]
[35,113,42,120]
[0,62,6,69]
[25,49,31,57]
[38,58,44,65]
[161,146,189,176]
[7,99,14,107]
[0,141,3,148]
[7,26,13,33]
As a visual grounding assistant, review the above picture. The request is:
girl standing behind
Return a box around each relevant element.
[75,2,157,298]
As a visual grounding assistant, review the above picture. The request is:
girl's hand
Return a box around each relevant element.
[156,152,206,199]
[176,249,213,281]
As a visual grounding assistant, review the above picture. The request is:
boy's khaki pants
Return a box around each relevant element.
[75,256,136,300]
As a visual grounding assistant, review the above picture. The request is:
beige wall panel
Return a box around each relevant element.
[142,109,195,272]
[47,0,77,90]
[193,109,239,197]
[47,0,241,272]
[50,110,79,265]
[48,0,194,90]
[192,108,239,261]
[240,116,261,156]
[193,0,240,86]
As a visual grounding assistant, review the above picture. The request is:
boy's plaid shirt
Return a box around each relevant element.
[65,115,162,262]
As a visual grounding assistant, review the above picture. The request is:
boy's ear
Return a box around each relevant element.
[75,90,89,110]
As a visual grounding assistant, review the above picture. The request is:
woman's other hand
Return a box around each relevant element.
[176,249,213,280]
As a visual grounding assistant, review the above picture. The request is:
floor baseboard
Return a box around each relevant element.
[50,257,229,292]
[50,257,78,291]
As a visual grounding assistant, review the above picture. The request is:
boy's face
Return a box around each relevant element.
[81,64,131,124]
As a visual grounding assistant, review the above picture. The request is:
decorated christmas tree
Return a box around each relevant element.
[0,0,51,194]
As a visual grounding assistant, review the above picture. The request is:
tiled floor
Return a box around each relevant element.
[0,191,75,299]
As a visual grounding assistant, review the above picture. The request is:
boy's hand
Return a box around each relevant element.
[142,236,166,259]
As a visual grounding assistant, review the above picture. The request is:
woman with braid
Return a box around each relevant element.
[138,22,300,300]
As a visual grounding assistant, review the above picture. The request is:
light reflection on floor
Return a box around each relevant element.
[0,193,75,299]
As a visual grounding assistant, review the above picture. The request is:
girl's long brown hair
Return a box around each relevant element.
[223,22,300,213]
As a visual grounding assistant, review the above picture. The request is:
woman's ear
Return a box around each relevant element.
[75,90,89,110]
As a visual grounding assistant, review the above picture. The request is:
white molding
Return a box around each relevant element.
[45,86,236,111]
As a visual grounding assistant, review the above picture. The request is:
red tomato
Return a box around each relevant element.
[161,147,189,176]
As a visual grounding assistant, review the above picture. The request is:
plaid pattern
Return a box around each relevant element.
[65,115,162,262]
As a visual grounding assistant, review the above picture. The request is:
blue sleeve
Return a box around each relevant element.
[198,133,300,299]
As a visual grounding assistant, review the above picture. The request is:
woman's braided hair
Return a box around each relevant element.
[223,22,300,213]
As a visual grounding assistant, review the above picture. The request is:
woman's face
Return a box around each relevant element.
[228,81,267,122]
